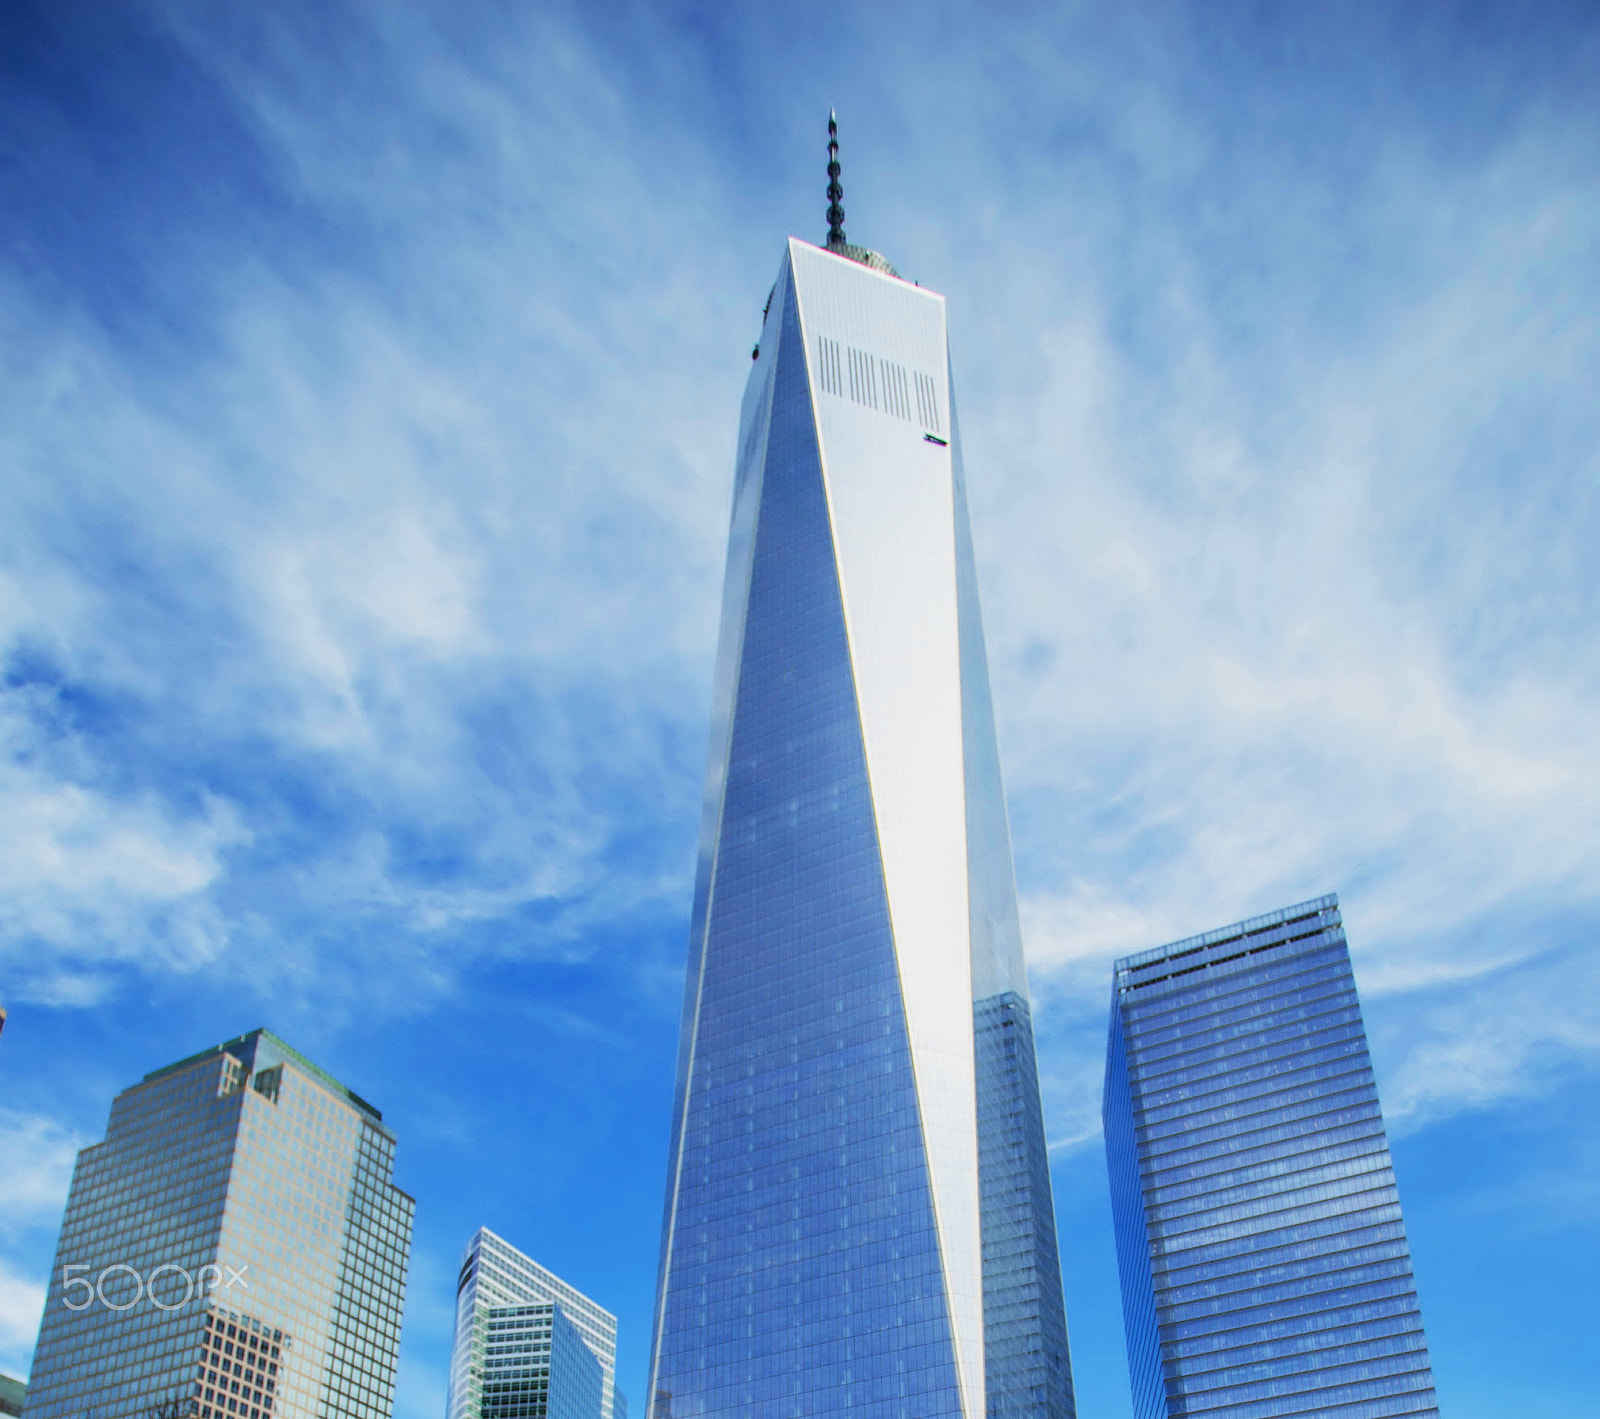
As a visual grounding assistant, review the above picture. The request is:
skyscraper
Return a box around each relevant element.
[646,121,1074,1419]
[1103,894,1440,1419]
[22,1030,414,1419]
[446,1230,624,1419]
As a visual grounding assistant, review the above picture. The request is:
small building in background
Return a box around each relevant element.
[446,1230,622,1419]
[20,1029,415,1419]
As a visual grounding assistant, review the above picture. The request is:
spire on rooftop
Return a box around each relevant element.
[818,111,901,278]
[826,110,847,251]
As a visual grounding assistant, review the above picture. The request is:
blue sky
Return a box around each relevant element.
[1,0,1597,1414]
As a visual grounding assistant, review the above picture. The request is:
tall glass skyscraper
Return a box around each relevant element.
[647,129,1074,1419]
[22,1029,414,1419]
[446,1229,624,1419]
[1103,895,1439,1419]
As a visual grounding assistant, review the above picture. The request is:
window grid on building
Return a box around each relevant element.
[1103,896,1439,1419]
[20,1031,414,1419]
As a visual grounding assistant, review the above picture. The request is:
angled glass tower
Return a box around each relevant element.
[1104,895,1440,1419]
[647,124,1074,1419]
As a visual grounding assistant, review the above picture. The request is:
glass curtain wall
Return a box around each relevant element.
[1103,896,1439,1419]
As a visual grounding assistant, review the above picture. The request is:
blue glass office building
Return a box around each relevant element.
[1103,895,1439,1419]
[646,218,1074,1419]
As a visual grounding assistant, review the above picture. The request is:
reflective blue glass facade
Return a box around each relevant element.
[648,239,1073,1419]
[1103,896,1439,1419]
[974,992,1074,1419]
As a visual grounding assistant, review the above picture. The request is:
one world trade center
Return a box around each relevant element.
[647,119,1076,1419]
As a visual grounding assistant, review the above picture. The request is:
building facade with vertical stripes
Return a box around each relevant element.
[1104,895,1439,1419]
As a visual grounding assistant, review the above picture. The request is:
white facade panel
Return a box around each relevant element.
[789,239,984,1419]
[952,427,1031,1005]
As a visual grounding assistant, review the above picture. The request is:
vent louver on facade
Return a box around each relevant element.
[816,335,942,432]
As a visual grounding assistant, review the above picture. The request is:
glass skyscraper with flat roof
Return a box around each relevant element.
[21,1029,414,1419]
[647,131,1074,1419]
[1103,895,1439,1419]
[446,1229,624,1419]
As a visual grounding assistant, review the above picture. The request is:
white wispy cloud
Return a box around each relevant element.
[1372,942,1600,1132]
[866,4,1600,1139]
[0,1111,81,1374]
[2,0,1596,1163]
[0,0,749,1014]
[0,670,245,1005]
[0,1258,46,1371]
[2,8,1596,1416]
[0,1112,80,1232]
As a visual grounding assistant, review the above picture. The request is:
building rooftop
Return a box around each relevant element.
[142,1026,386,1124]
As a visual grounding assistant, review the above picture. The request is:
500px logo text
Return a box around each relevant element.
[60,1263,250,1312]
